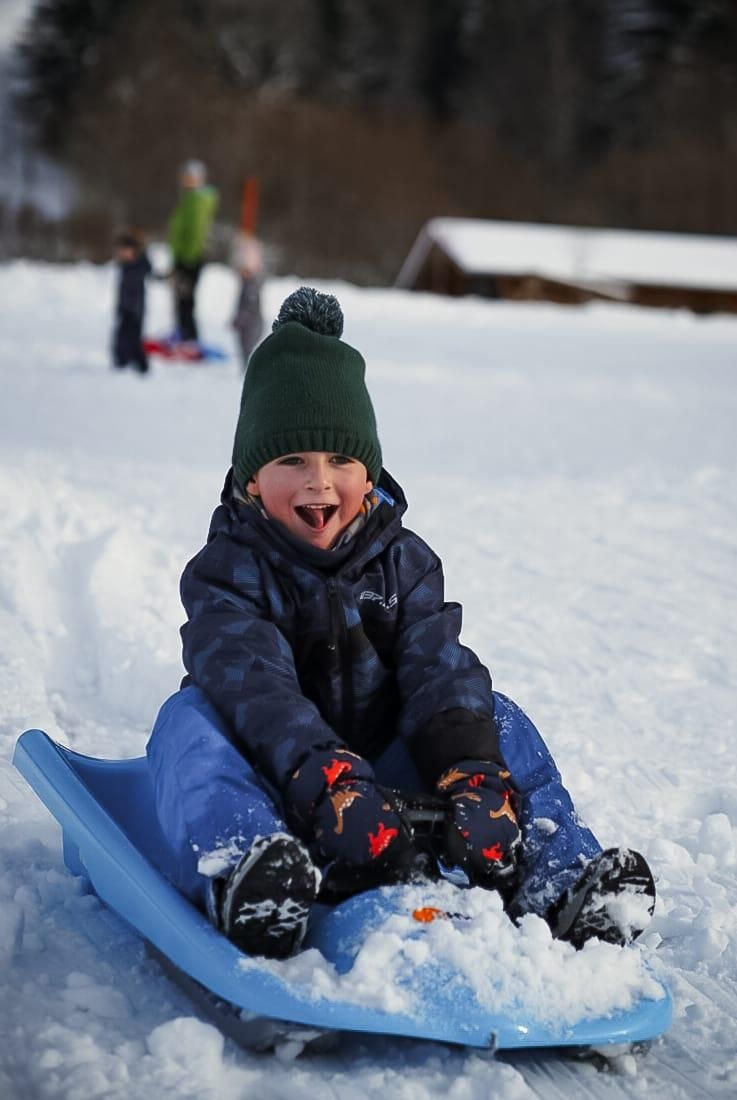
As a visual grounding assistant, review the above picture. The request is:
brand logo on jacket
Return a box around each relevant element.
[358,590,398,612]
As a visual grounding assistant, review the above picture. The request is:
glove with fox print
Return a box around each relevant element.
[285,747,412,871]
[437,759,521,882]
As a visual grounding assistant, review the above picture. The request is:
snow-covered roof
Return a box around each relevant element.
[397,217,737,293]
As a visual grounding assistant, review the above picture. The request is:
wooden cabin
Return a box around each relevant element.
[395,219,737,314]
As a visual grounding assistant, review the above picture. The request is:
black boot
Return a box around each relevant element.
[548,848,656,950]
[220,834,321,959]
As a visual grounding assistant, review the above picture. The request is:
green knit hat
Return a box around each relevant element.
[232,288,382,485]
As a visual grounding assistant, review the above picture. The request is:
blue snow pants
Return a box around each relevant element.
[146,685,602,917]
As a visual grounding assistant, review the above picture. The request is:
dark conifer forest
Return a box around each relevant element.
[7,0,737,279]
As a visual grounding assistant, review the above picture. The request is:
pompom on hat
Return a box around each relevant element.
[231,287,382,486]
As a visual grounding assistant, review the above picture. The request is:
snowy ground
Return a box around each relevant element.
[0,259,736,1098]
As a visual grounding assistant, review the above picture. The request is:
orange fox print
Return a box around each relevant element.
[437,768,470,791]
[328,788,362,833]
[489,790,517,825]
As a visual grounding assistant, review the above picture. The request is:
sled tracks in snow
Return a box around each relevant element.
[504,1029,732,1099]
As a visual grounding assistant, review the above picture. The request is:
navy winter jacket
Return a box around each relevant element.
[180,469,503,792]
[116,252,151,320]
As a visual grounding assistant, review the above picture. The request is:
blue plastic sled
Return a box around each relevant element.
[13,729,672,1052]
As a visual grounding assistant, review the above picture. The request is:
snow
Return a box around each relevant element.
[242,881,663,1027]
[1,258,737,1096]
[398,217,737,292]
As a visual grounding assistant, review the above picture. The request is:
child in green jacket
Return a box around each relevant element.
[167,159,218,343]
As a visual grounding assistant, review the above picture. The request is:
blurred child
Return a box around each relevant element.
[231,231,264,370]
[167,159,219,344]
[112,230,151,374]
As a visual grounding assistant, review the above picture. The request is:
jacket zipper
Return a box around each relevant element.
[326,578,353,740]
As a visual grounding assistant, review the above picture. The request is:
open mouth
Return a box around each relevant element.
[294,504,338,531]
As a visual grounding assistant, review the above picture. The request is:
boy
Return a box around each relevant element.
[112,230,151,374]
[147,287,655,959]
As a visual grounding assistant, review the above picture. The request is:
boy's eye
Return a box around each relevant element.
[274,453,354,468]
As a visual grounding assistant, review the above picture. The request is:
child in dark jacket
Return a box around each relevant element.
[112,231,151,374]
[147,288,655,959]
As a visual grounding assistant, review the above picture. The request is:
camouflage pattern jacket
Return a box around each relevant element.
[180,469,503,793]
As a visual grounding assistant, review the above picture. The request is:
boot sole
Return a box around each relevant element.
[221,833,321,959]
[553,847,655,949]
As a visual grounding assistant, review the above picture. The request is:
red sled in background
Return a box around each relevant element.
[143,336,229,363]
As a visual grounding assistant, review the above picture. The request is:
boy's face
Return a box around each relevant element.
[248,452,373,550]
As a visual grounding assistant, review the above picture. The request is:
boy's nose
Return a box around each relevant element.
[305,459,332,489]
